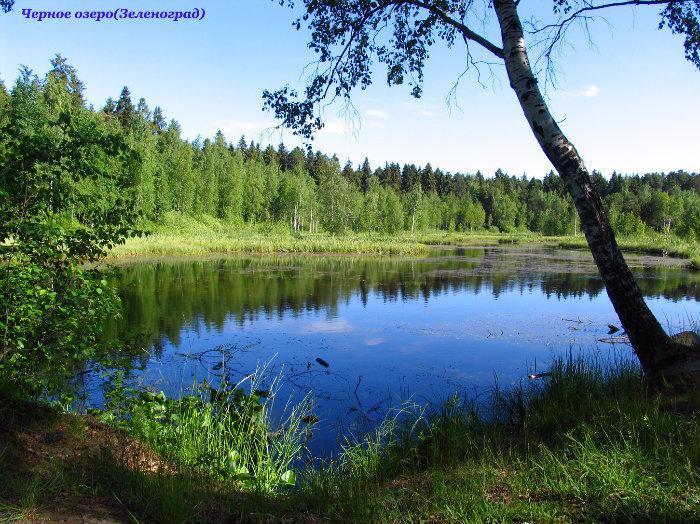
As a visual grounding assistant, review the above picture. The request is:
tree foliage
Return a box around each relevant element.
[2,58,698,254]
[0,60,139,397]
[1,56,699,397]
[263,1,700,141]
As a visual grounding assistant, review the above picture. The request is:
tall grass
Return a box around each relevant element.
[558,231,700,264]
[3,355,699,522]
[296,356,700,522]
[98,366,309,493]
[109,213,429,257]
[109,213,699,268]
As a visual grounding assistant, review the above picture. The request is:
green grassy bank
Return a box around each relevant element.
[108,213,431,258]
[557,235,700,270]
[2,357,699,523]
[107,213,699,268]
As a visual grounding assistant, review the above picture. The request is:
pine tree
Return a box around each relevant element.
[48,54,85,108]
[151,106,166,133]
[115,86,134,132]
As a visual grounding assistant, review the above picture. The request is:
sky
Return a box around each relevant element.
[1,0,699,177]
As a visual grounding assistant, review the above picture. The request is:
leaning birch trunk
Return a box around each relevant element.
[493,0,699,392]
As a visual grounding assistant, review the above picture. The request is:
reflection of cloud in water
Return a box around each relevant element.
[304,319,353,333]
[106,249,698,456]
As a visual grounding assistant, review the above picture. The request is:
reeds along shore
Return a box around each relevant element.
[108,214,700,268]
[2,356,699,522]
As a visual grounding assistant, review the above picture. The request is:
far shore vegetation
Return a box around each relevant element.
[108,212,700,268]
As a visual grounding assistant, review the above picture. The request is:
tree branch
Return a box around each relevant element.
[535,0,690,34]
[401,0,505,59]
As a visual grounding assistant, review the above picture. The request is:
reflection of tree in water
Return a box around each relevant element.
[105,248,699,357]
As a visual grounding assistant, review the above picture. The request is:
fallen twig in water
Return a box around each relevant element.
[598,336,631,345]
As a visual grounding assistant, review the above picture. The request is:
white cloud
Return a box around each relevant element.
[552,85,602,100]
[320,119,346,136]
[305,319,354,333]
[365,109,389,119]
[398,102,440,118]
[579,85,601,98]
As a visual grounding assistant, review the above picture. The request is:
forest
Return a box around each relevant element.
[2,55,700,241]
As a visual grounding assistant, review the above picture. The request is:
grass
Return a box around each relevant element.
[2,356,699,522]
[293,357,700,522]
[557,232,700,265]
[109,213,431,258]
[97,366,308,492]
[108,213,700,268]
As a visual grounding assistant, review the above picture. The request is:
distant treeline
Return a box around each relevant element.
[2,56,700,239]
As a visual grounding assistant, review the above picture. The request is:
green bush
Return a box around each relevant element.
[0,260,120,398]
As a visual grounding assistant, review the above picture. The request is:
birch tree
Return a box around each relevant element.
[263,0,700,392]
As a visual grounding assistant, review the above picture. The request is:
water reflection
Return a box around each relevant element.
[103,247,699,454]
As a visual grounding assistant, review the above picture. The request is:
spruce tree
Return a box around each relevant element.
[115,86,134,132]
[360,158,372,193]
[421,163,436,194]
[151,106,166,133]
[136,98,151,121]
[48,54,85,108]
[102,98,116,115]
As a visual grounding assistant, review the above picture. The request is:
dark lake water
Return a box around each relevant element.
[100,246,699,455]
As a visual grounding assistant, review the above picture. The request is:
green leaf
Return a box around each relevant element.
[281,469,296,486]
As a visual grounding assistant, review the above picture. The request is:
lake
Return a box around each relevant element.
[100,246,699,455]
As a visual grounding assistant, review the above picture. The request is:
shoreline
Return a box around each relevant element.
[3,357,698,523]
[106,229,698,269]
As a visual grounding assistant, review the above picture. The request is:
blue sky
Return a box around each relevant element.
[1,0,699,177]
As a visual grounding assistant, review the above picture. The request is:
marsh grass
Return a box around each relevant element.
[109,213,430,257]
[557,232,700,265]
[2,356,699,522]
[108,213,699,269]
[97,366,309,493]
[295,356,700,522]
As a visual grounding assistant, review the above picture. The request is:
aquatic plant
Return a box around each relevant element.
[96,366,309,493]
